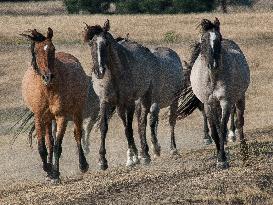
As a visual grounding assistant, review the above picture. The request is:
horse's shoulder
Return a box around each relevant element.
[119,40,152,55]
[222,39,243,54]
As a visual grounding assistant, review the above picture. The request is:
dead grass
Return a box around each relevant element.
[1,11,273,205]
[0,1,66,16]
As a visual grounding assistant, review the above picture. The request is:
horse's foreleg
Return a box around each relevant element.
[73,114,89,173]
[51,117,67,182]
[149,103,160,157]
[45,120,54,176]
[169,101,178,155]
[136,99,151,165]
[118,104,139,167]
[217,101,231,169]
[34,116,49,174]
[99,102,110,170]
[235,98,248,161]
[52,120,57,144]
[81,117,96,155]
[198,102,212,145]
[228,106,236,142]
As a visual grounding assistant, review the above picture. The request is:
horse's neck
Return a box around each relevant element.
[108,42,127,78]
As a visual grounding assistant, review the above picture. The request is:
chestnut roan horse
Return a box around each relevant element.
[21,28,89,182]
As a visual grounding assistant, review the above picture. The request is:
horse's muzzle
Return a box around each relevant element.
[42,74,54,86]
[94,66,106,79]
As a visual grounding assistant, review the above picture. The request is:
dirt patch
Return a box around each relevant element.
[1,132,273,205]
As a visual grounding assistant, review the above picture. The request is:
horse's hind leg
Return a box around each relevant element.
[149,103,161,157]
[136,97,151,165]
[228,106,236,142]
[118,104,139,167]
[169,100,178,155]
[235,98,248,161]
[81,117,96,155]
[73,114,89,173]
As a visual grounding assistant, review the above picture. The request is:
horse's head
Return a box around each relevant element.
[83,19,114,79]
[199,18,222,70]
[20,28,55,86]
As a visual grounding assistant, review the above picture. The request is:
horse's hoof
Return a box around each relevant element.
[152,144,161,157]
[80,162,89,173]
[45,174,53,181]
[141,157,151,165]
[51,178,61,184]
[99,160,108,171]
[132,155,140,164]
[216,161,229,170]
[43,163,52,173]
[170,149,178,156]
[126,158,135,167]
[203,138,213,145]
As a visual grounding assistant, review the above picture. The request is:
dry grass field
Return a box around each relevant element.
[1,2,273,204]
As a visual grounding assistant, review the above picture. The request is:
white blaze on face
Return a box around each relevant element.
[44,45,48,51]
[96,37,104,68]
[209,32,217,49]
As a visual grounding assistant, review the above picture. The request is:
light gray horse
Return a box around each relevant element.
[83,20,195,169]
[182,59,237,145]
[190,18,250,168]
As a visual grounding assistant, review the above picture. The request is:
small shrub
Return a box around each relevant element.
[173,0,216,13]
[63,0,79,14]
[116,1,141,14]
[163,31,178,43]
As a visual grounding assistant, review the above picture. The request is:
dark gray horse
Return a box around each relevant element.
[83,20,195,169]
[190,18,250,168]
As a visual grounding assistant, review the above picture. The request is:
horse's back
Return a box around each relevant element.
[55,52,88,113]
[222,39,250,94]
[151,47,184,107]
[116,41,157,100]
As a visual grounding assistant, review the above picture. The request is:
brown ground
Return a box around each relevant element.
[1,10,273,205]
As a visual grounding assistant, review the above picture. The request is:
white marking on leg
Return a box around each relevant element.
[228,129,236,142]
[126,149,134,167]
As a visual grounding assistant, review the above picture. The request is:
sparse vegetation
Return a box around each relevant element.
[1,1,273,204]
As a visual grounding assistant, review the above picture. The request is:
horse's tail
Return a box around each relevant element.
[10,109,35,148]
[176,85,200,120]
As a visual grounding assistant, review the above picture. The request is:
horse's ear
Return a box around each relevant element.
[20,29,46,42]
[47,27,53,39]
[214,17,220,31]
[200,19,214,32]
[103,19,110,32]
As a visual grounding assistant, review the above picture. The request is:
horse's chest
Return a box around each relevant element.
[190,69,211,103]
